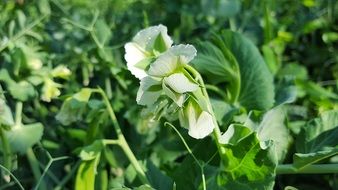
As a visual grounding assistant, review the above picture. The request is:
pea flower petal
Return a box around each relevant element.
[162,82,186,107]
[124,42,149,79]
[180,100,215,139]
[148,44,197,77]
[133,24,173,52]
[164,73,198,93]
[136,76,162,106]
[124,24,173,80]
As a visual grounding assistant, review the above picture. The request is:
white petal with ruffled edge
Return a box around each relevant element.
[168,44,197,64]
[133,24,173,51]
[124,42,148,79]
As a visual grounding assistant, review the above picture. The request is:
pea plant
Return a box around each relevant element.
[0,1,338,189]
[117,24,338,189]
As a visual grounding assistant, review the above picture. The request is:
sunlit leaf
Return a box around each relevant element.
[218,125,277,190]
[5,123,43,154]
[56,88,93,125]
[193,31,275,110]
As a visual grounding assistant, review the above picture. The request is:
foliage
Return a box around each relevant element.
[0,0,337,190]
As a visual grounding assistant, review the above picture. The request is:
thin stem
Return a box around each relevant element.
[0,164,24,190]
[0,127,12,174]
[165,123,201,167]
[34,155,69,190]
[184,65,225,154]
[94,88,149,184]
[0,15,48,52]
[204,84,229,101]
[201,167,206,190]
[229,17,236,31]
[276,164,338,174]
[14,102,23,126]
[54,161,81,190]
[165,122,206,190]
[27,148,46,190]
[102,139,120,145]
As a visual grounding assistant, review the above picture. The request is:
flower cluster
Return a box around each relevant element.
[124,24,215,139]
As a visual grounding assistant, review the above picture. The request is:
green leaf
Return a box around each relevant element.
[0,69,36,101]
[219,125,277,190]
[9,81,36,101]
[274,79,297,105]
[79,140,105,161]
[133,185,154,190]
[56,88,93,125]
[201,0,241,18]
[145,161,173,190]
[322,32,338,44]
[192,42,234,83]
[219,124,252,145]
[277,63,308,80]
[75,155,100,190]
[0,98,14,126]
[295,80,338,100]
[262,44,279,75]
[296,110,338,153]
[5,123,43,154]
[193,31,274,111]
[93,19,111,47]
[293,149,338,169]
[294,110,338,168]
[245,107,290,162]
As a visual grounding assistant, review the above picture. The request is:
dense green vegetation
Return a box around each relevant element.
[0,0,337,189]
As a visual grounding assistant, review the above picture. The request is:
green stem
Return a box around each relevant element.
[204,84,229,101]
[54,161,81,190]
[102,139,120,145]
[276,164,338,174]
[14,102,23,126]
[94,88,149,184]
[229,17,236,31]
[0,127,12,176]
[201,167,206,190]
[27,148,46,190]
[0,15,48,52]
[184,65,225,155]
[0,164,24,190]
[165,122,206,190]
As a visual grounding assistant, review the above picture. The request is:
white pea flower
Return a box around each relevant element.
[136,45,198,107]
[179,99,215,139]
[124,24,173,80]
